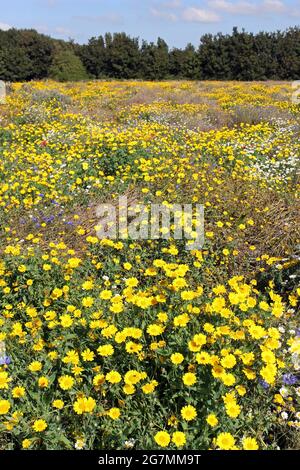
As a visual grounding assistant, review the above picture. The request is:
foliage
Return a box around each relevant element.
[0,27,300,81]
[49,50,88,82]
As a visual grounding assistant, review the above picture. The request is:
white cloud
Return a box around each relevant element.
[0,22,11,31]
[150,8,178,21]
[209,0,289,15]
[161,0,181,7]
[54,26,72,35]
[182,7,221,22]
[73,14,123,24]
[35,25,50,34]
[209,0,258,14]
[262,0,286,12]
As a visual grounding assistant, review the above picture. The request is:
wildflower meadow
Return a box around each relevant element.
[0,80,299,451]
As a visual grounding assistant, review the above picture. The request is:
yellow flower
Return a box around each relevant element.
[110,303,124,314]
[22,439,32,449]
[221,354,236,369]
[107,407,121,420]
[261,350,276,364]
[32,419,47,432]
[82,297,94,307]
[52,399,64,409]
[216,432,235,450]
[242,437,259,450]
[221,373,236,386]
[147,324,164,336]
[82,280,94,290]
[225,403,241,418]
[206,414,218,427]
[0,399,11,415]
[12,386,25,398]
[170,353,184,365]
[124,370,143,385]
[154,431,170,447]
[123,384,135,395]
[38,376,49,388]
[125,277,139,287]
[142,381,158,394]
[181,405,197,421]
[235,385,246,396]
[106,370,122,384]
[173,313,190,327]
[73,396,96,414]
[0,371,11,389]
[97,344,114,357]
[182,372,197,386]
[123,262,132,270]
[67,257,81,268]
[260,364,277,384]
[93,374,105,388]
[60,314,73,328]
[58,375,75,390]
[81,348,95,361]
[172,431,186,447]
[22,439,31,449]
[28,361,42,372]
[100,290,112,300]
[196,351,211,364]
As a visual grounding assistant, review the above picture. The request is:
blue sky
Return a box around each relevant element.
[0,0,300,47]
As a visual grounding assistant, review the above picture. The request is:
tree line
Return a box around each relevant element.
[0,26,299,82]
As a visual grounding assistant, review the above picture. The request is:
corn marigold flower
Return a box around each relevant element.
[181,405,197,421]
[216,432,235,450]
[172,431,186,447]
[170,353,184,365]
[73,396,96,415]
[206,414,218,427]
[22,439,32,449]
[182,372,197,386]
[52,399,64,409]
[32,419,47,432]
[106,370,122,384]
[154,431,170,447]
[58,375,75,390]
[242,437,259,450]
[107,407,121,420]
[0,399,11,415]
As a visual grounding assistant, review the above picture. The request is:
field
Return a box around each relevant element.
[0,80,299,450]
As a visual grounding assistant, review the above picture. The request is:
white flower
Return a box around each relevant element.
[280,387,289,398]
[75,439,85,450]
[281,412,288,420]
[124,438,135,449]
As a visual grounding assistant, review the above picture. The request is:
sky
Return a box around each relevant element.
[0,0,300,47]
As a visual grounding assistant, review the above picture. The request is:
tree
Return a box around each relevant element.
[155,38,169,79]
[140,40,158,80]
[49,50,88,82]
[78,36,106,78]
[104,33,140,78]
[0,25,300,82]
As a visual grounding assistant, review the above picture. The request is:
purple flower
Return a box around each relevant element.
[0,355,11,365]
[282,373,298,386]
[258,378,269,389]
